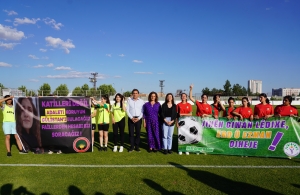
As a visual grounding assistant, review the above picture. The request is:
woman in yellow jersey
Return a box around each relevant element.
[0,95,27,157]
[91,95,111,151]
[111,93,126,152]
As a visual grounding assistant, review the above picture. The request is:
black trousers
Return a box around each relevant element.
[113,117,125,146]
[128,118,142,149]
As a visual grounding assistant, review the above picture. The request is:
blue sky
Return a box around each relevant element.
[0,0,299,95]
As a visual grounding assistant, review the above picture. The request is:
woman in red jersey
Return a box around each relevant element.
[254,93,274,119]
[232,97,253,121]
[176,93,192,118]
[211,94,225,119]
[223,97,236,119]
[189,84,212,117]
[274,95,298,117]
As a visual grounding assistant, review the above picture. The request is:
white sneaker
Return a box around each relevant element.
[113,146,118,152]
[119,146,123,153]
[186,152,189,155]
[48,150,53,154]
[57,150,62,154]
[178,151,182,155]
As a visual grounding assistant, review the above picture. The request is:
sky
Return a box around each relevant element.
[0,0,299,95]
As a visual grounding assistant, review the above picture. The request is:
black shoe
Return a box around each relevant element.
[7,152,12,157]
[104,147,108,151]
[163,150,168,155]
[147,149,152,153]
[98,147,103,152]
[128,149,134,153]
[19,149,28,154]
[153,149,157,153]
[135,148,141,152]
[168,150,173,154]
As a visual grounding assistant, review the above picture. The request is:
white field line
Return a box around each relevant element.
[0,164,299,168]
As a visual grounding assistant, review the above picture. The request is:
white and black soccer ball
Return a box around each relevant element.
[178,117,203,145]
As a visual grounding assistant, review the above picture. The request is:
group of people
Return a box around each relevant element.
[1,86,299,157]
[188,84,298,120]
[90,89,177,154]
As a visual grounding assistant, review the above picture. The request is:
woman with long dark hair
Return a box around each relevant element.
[254,93,274,119]
[232,97,253,120]
[143,92,162,152]
[274,95,298,117]
[111,93,126,152]
[161,93,177,154]
[15,97,42,153]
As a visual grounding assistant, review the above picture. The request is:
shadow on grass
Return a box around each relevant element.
[0,183,34,195]
[169,162,283,195]
[291,183,300,189]
[143,179,184,195]
[0,184,109,195]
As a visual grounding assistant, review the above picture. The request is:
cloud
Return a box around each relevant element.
[106,54,112,57]
[14,17,40,26]
[133,60,143,63]
[28,54,39,59]
[54,66,71,70]
[134,72,152,74]
[46,63,54,67]
[5,19,11,22]
[33,64,44,68]
[40,48,47,52]
[0,62,12,67]
[41,56,49,60]
[43,17,64,30]
[3,10,18,16]
[45,36,75,54]
[157,72,164,74]
[29,79,39,82]
[0,42,19,49]
[0,24,25,40]
[266,7,272,11]
[42,71,106,79]
[114,75,122,78]
[119,54,125,57]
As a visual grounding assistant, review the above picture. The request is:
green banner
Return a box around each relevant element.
[178,116,300,159]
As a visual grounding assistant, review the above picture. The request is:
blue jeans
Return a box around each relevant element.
[162,117,174,150]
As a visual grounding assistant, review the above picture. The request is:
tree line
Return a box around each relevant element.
[0,83,133,97]
[202,80,256,96]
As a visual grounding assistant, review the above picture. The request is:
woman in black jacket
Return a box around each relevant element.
[161,93,177,154]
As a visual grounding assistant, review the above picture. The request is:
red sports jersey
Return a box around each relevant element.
[254,103,274,118]
[223,106,235,118]
[195,101,212,117]
[176,102,192,116]
[233,106,253,119]
[274,105,298,117]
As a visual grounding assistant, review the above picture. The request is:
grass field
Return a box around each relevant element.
[0,106,300,195]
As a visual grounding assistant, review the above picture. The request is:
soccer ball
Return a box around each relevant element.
[178,116,203,145]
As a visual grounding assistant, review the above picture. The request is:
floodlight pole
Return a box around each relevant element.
[159,80,165,97]
[89,72,98,96]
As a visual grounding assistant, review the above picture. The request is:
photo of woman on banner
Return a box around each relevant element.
[15,97,43,153]
[232,97,253,121]
[274,95,298,117]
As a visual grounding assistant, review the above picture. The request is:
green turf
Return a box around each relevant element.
[0,106,300,194]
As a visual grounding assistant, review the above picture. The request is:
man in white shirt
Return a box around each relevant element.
[126,89,144,152]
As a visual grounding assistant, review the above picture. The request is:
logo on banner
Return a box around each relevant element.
[283,142,300,157]
[73,137,90,153]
